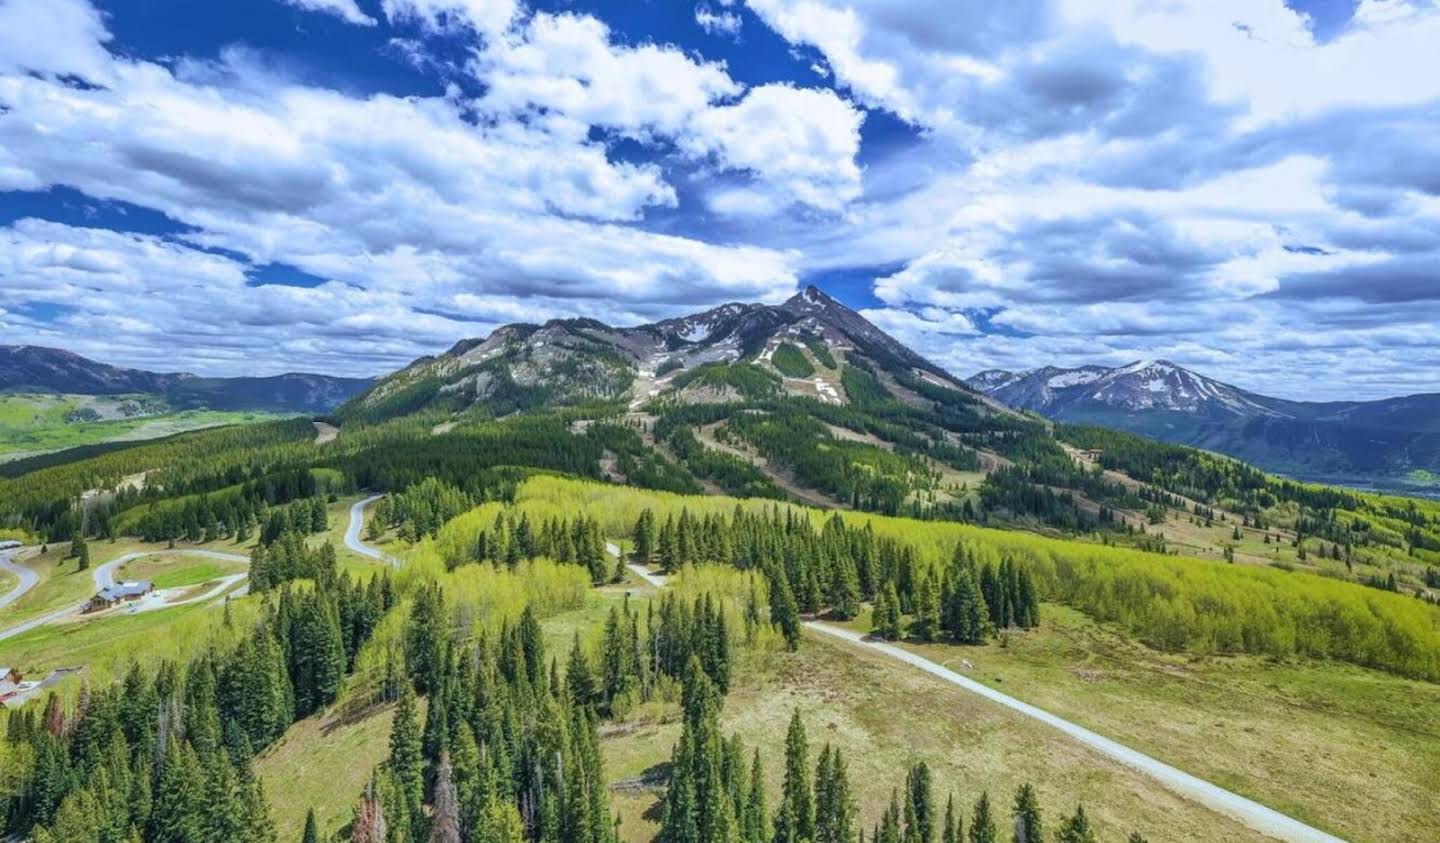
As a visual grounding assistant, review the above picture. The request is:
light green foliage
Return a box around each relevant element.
[510,476,1440,680]
[348,557,591,702]
[771,343,816,379]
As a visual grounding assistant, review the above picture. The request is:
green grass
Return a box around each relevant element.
[256,700,408,841]
[0,548,100,627]
[0,537,256,629]
[0,594,256,687]
[602,630,1271,843]
[0,567,16,597]
[847,604,1438,843]
[0,393,289,461]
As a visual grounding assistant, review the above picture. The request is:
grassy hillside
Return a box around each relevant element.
[0,391,286,461]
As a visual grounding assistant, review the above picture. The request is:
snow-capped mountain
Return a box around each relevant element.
[965,369,1022,393]
[967,360,1283,417]
[967,360,1440,491]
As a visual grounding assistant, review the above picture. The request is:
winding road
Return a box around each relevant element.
[345,495,401,568]
[0,548,251,644]
[0,547,39,611]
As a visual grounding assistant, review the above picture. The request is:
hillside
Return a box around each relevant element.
[969,360,1440,493]
[343,286,996,421]
[0,345,183,394]
[0,345,373,413]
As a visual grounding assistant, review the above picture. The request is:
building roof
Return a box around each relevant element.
[96,580,152,601]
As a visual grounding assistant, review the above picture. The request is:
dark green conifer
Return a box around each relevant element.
[773,709,813,843]
[1010,784,1041,843]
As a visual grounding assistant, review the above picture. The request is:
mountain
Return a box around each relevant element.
[0,345,184,395]
[974,361,1283,418]
[345,285,997,421]
[967,360,1440,491]
[0,345,372,413]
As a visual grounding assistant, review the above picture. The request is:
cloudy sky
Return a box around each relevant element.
[1,0,1437,400]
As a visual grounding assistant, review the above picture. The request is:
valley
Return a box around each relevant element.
[0,346,374,463]
[0,391,288,463]
[0,289,1436,842]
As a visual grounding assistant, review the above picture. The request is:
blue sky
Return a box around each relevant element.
[0,0,1437,400]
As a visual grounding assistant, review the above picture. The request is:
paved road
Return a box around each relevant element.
[0,548,39,610]
[346,495,401,568]
[92,548,249,591]
[804,623,1346,843]
[0,548,251,644]
[607,547,1343,843]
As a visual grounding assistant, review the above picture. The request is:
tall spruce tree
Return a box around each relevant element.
[904,762,934,843]
[941,795,960,843]
[388,684,424,836]
[773,709,814,843]
[967,792,996,843]
[815,744,855,843]
[1010,784,1041,843]
[911,575,940,643]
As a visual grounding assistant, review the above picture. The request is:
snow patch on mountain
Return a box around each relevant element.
[1047,369,1104,389]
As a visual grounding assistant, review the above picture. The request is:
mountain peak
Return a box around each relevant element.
[784,285,842,311]
[350,287,988,420]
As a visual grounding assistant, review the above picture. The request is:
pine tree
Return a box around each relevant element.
[877,791,902,843]
[911,574,940,643]
[941,795,960,843]
[301,808,319,843]
[567,633,597,708]
[1010,784,1040,843]
[828,557,862,621]
[944,564,987,644]
[1055,806,1096,843]
[388,684,424,835]
[76,534,90,571]
[773,709,814,843]
[744,749,768,843]
[769,566,803,651]
[904,762,934,843]
[967,792,995,843]
[814,744,855,843]
[634,510,656,563]
[872,587,892,639]
[874,582,902,640]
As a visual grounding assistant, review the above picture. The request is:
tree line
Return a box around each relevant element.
[2,543,388,840]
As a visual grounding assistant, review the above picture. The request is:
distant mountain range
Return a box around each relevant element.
[967,360,1440,492]
[0,345,372,413]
